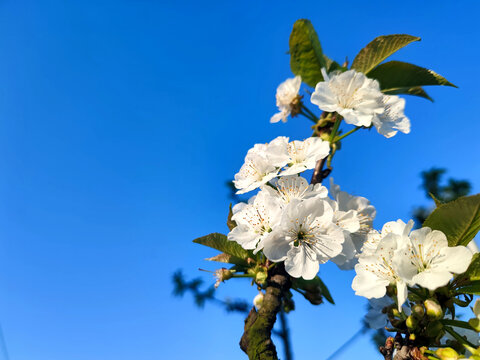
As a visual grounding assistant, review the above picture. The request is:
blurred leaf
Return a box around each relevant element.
[289,19,326,87]
[351,34,420,74]
[368,61,456,91]
[205,252,247,266]
[193,232,250,260]
[423,194,480,246]
[383,86,433,102]
[227,204,236,231]
[463,254,480,281]
[292,276,334,304]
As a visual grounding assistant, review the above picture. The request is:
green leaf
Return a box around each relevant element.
[462,254,480,281]
[351,34,421,75]
[429,192,443,207]
[205,252,247,266]
[324,55,346,73]
[193,233,250,260]
[368,61,457,91]
[227,204,236,231]
[383,86,433,102]
[423,194,480,246]
[292,276,334,304]
[289,19,326,87]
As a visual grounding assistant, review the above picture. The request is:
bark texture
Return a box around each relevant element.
[240,265,291,360]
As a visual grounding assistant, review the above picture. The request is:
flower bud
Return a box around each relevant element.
[412,304,425,319]
[406,315,418,330]
[253,293,264,310]
[435,347,459,360]
[319,132,330,141]
[391,308,401,318]
[255,270,268,285]
[469,317,480,332]
[424,299,443,320]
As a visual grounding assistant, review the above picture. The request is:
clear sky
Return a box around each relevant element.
[0,1,479,360]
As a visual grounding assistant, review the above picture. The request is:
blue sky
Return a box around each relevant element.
[0,1,478,359]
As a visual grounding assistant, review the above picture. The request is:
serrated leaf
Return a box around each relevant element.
[292,276,334,304]
[351,34,420,75]
[369,61,456,91]
[227,204,236,231]
[462,254,480,281]
[205,252,247,266]
[429,192,443,207]
[423,194,480,246]
[193,233,250,260]
[324,55,346,73]
[383,86,433,102]
[289,19,326,87]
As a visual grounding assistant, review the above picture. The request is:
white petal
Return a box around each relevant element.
[262,231,291,262]
[411,270,453,290]
[352,265,389,299]
[285,245,319,280]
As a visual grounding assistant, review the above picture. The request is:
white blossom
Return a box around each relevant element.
[279,137,330,176]
[261,175,328,207]
[360,219,413,256]
[227,191,283,252]
[394,227,473,291]
[372,95,411,138]
[233,136,290,194]
[311,69,384,127]
[328,179,376,269]
[352,227,412,311]
[270,76,302,123]
[262,197,344,280]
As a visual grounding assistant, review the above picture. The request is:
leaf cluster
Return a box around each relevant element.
[288,19,455,102]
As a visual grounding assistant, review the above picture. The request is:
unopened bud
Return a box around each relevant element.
[435,347,459,360]
[255,270,268,285]
[469,317,480,332]
[391,308,401,318]
[406,315,418,330]
[424,299,443,320]
[253,293,264,310]
[412,304,425,319]
[319,132,330,141]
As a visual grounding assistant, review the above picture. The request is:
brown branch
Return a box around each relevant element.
[240,265,291,360]
[310,158,331,185]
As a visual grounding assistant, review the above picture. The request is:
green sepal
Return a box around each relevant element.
[423,193,480,246]
[351,34,420,75]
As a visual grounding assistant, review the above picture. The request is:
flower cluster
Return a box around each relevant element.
[352,219,473,310]
[233,136,329,194]
[272,70,410,138]
[229,170,376,279]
